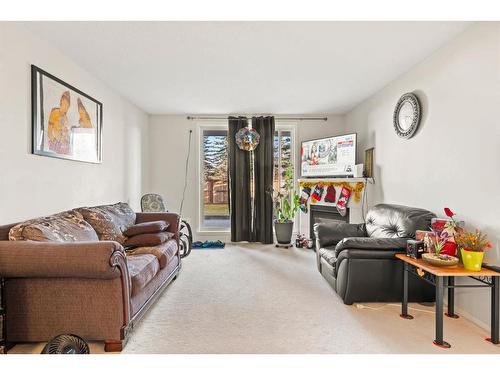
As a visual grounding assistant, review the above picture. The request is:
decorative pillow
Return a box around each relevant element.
[9,210,99,242]
[78,207,124,244]
[124,232,174,248]
[123,220,169,237]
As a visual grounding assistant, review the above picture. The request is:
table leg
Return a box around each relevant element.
[400,262,413,320]
[433,276,450,348]
[486,276,499,345]
[445,276,459,319]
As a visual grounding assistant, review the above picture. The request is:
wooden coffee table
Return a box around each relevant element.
[395,254,500,348]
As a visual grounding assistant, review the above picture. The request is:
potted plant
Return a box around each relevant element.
[268,165,300,245]
[422,235,459,266]
[455,230,492,271]
[430,208,463,256]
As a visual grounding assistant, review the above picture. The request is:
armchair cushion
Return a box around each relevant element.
[335,236,409,256]
[314,220,366,248]
[318,246,337,266]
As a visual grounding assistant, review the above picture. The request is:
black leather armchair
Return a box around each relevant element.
[314,204,436,304]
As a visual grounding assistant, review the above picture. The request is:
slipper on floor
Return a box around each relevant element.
[192,241,204,249]
[196,240,226,249]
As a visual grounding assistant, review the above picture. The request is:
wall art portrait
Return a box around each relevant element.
[31,65,102,163]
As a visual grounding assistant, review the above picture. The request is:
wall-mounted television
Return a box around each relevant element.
[301,133,357,178]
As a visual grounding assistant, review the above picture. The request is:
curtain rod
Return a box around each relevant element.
[186,116,328,121]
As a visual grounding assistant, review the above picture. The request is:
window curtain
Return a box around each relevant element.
[228,116,275,244]
[251,116,275,244]
[228,116,252,242]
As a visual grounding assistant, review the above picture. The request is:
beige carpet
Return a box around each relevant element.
[10,244,500,354]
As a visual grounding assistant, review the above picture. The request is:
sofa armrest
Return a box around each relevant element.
[337,249,403,263]
[0,240,124,279]
[314,221,366,249]
[335,237,409,257]
[135,212,180,242]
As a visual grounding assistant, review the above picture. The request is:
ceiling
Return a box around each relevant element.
[24,22,470,115]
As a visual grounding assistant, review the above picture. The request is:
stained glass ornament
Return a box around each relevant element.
[235,127,260,151]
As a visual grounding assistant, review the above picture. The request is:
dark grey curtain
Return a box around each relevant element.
[251,116,275,244]
[228,117,252,242]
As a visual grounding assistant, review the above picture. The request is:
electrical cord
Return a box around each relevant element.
[355,303,434,314]
[179,129,193,216]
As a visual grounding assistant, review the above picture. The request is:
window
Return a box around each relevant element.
[273,129,293,196]
[199,123,295,231]
[201,128,230,230]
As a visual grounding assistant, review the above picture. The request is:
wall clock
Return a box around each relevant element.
[393,92,421,139]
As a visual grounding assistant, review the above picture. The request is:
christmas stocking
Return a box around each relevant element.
[336,186,352,216]
[299,186,311,213]
[324,185,336,203]
[310,184,324,204]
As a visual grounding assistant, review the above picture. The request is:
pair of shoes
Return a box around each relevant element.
[193,240,225,249]
[201,240,225,248]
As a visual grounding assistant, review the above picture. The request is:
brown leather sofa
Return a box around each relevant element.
[0,202,181,352]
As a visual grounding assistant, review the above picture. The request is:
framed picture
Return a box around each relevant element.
[363,147,374,178]
[31,65,102,163]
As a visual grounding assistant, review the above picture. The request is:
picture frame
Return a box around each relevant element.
[31,65,103,163]
[363,147,374,178]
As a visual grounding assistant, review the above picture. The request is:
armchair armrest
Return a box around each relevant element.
[314,221,366,248]
[135,212,180,242]
[335,237,409,257]
[0,240,124,279]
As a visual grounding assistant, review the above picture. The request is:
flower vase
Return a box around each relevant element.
[461,248,484,272]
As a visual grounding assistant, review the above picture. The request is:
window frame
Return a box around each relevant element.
[198,121,231,233]
[274,121,297,199]
[197,120,297,234]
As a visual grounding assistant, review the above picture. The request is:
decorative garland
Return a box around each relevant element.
[298,181,365,203]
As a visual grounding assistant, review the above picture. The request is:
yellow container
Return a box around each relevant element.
[461,248,484,272]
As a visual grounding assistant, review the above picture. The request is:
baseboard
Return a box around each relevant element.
[452,305,489,332]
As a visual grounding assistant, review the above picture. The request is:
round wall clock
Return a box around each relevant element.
[393,92,421,139]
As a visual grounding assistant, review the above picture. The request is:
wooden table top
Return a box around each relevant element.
[395,254,500,277]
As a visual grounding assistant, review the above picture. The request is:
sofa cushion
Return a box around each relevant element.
[8,210,99,242]
[314,220,366,248]
[126,254,160,296]
[365,204,435,239]
[334,237,409,256]
[77,202,136,244]
[126,239,178,269]
[124,232,174,248]
[123,220,169,237]
[318,246,337,266]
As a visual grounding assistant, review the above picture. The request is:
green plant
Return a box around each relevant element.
[268,165,300,223]
[432,236,446,255]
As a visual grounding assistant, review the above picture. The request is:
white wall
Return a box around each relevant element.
[0,23,149,223]
[147,115,345,241]
[344,22,500,328]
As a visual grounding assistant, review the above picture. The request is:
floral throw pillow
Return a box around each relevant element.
[9,210,99,242]
[77,202,136,244]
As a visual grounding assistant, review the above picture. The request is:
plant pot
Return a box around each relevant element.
[461,248,484,272]
[274,220,294,245]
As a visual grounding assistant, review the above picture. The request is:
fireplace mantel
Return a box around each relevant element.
[297,177,373,183]
[296,177,374,238]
